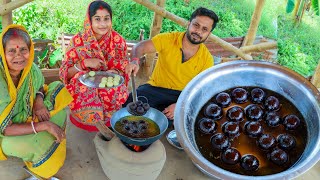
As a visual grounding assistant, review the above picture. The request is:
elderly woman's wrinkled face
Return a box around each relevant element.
[5,37,30,72]
[91,8,112,40]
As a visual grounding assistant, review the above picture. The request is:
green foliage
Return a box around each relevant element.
[3,0,318,77]
[0,17,2,32]
[277,14,320,76]
[311,0,320,15]
[49,49,63,67]
[286,0,296,13]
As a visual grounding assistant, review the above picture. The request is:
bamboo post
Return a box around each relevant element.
[311,60,320,89]
[0,0,33,16]
[1,0,13,28]
[143,0,166,78]
[242,0,266,46]
[240,41,277,53]
[132,0,252,60]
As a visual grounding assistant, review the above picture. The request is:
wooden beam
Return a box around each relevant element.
[311,60,320,89]
[144,0,166,78]
[240,41,277,53]
[1,0,13,27]
[132,0,252,60]
[0,0,33,16]
[242,0,266,46]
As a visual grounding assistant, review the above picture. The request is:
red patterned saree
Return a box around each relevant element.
[59,12,129,131]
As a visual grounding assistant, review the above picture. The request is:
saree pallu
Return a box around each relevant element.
[60,30,129,131]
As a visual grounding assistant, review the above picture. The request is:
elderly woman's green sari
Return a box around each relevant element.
[0,25,73,178]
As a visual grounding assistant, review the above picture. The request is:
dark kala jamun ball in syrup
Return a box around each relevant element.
[277,134,296,150]
[264,96,280,111]
[265,111,281,127]
[283,114,301,130]
[197,118,217,134]
[211,133,231,151]
[227,106,245,122]
[222,121,240,138]
[244,121,263,138]
[245,104,264,121]
[221,148,241,165]
[270,148,288,165]
[258,134,276,151]
[251,88,266,104]
[240,155,260,171]
[204,103,223,120]
[231,87,248,104]
[215,92,232,107]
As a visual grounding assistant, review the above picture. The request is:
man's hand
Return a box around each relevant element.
[125,62,140,77]
[162,103,176,120]
[33,96,50,122]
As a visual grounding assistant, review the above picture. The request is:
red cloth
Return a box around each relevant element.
[59,5,129,131]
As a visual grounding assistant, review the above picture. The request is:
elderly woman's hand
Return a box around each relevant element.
[33,96,50,122]
[43,121,66,143]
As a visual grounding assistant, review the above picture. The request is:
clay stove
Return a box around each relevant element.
[94,134,166,180]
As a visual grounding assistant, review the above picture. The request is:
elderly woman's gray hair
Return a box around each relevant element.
[2,28,31,49]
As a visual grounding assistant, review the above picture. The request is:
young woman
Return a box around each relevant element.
[59,0,129,131]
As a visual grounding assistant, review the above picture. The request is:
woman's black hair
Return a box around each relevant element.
[89,1,112,20]
[190,7,219,32]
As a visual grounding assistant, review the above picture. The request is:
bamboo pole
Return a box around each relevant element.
[240,41,277,53]
[311,60,320,89]
[132,0,252,60]
[1,0,13,27]
[242,0,266,46]
[0,0,33,16]
[144,0,166,78]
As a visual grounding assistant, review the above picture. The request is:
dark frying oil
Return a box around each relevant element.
[115,116,160,138]
[195,87,307,176]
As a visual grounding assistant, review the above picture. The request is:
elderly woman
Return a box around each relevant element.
[59,0,129,131]
[0,25,73,179]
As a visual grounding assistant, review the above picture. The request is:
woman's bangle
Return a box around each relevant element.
[36,91,45,99]
[31,121,38,134]
[80,60,86,70]
[74,63,82,72]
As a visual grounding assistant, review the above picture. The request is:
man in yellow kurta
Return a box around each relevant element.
[125,7,219,122]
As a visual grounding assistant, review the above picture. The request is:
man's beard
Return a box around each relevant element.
[186,29,209,45]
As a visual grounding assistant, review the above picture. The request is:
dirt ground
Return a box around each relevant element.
[0,121,319,180]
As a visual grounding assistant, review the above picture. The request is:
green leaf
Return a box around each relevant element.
[48,49,62,67]
[311,0,319,15]
[38,47,49,62]
[286,0,295,13]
